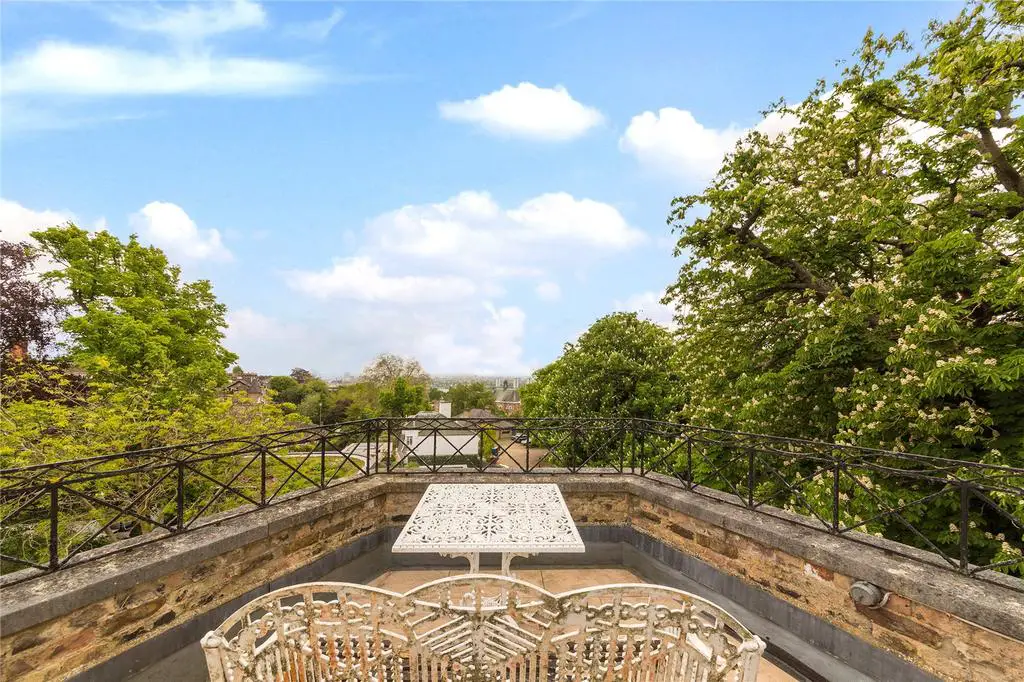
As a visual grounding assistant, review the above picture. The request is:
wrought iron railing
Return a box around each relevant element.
[201,575,766,682]
[1,417,1022,587]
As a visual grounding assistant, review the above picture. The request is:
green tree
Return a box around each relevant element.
[268,375,304,405]
[447,382,497,415]
[665,0,1023,570]
[523,313,679,421]
[30,225,236,405]
[331,382,382,420]
[379,377,429,417]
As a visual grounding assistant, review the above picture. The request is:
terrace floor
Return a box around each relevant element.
[129,566,796,682]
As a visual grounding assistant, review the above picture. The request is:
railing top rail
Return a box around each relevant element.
[1,414,1021,587]
[4,416,1023,477]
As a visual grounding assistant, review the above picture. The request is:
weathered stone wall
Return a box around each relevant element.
[625,476,1024,682]
[1,471,1021,682]
[1,478,390,682]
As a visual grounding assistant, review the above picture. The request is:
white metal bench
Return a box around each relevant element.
[202,575,765,681]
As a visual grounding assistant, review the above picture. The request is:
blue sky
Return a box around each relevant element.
[1,1,955,377]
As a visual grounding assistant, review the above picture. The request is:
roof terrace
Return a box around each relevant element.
[1,417,1022,681]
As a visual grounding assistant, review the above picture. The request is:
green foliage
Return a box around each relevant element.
[0,361,300,469]
[523,313,679,421]
[0,230,313,571]
[479,428,500,462]
[290,367,315,384]
[428,387,445,401]
[30,224,236,406]
[522,312,679,468]
[267,376,382,423]
[379,377,429,417]
[332,382,381,420]
[664,0,1023,571]
[447,382,497,415]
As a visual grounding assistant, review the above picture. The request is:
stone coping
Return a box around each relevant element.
[2,471,1022,644]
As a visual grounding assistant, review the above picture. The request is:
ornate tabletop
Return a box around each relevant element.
[392,483,585,555]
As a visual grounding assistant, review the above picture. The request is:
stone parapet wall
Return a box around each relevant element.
[1,471,1021,681]
[1,478,391,682]
[624,475,1024,682]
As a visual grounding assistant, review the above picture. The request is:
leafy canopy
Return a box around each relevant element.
[379,376,430,417]
[31,224,237,405]
[446,382,497,416]
[662,0,1023,571]
[523,312,679,421]
[666,0,1024,465]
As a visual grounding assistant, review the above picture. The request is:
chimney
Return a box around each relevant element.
[439,401,452,418]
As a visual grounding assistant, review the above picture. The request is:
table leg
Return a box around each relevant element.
[501,552,533,577]
[441,552,480,573]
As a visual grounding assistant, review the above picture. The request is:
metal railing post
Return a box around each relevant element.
[386,419,394,473]
[49,483,59,571]
[747,449,755,508]
[177,462,186,531]
[320,433,327,488]
[959,481,971,574]
[365,428,372,476]
[686,438,693,489]
[260,448,267,506]
[618,425,625,474]
[638,433,646,476]
[832,451,841,532]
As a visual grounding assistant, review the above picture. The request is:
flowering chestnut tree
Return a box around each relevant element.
[665,1,1023,570]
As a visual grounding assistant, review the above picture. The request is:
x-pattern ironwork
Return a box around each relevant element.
[2,417,1022,589]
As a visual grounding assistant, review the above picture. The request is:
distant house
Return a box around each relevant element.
[456,408,516,434]
[494,388,522,416]
[429,401,453,417]
[399,410,480,461]
[224,373,269,404]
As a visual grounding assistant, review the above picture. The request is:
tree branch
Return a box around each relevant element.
[976,124,1024,198]
[725,204,833,300]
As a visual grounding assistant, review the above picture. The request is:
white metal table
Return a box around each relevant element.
[392,483,585,575]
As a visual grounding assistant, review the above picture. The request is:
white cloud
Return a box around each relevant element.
[619,107,799,181]
[225,307,303,345]
[0,199,81,291]
[439,83,603,141]
[535,281,561,301]
[285,256,476,303]
[0,198,74,243]
[106,0,267,44]
[2,42,323,97]
[615,291,679,330]
[285,7,345,42]
[1,0,329,102]
[130,201,233,263]
[754,110,802,139]
[279,188,641,374]
[370,190,644,266]
[418,303,531,375]
[508,193,641,249]
[225,303,534,377]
